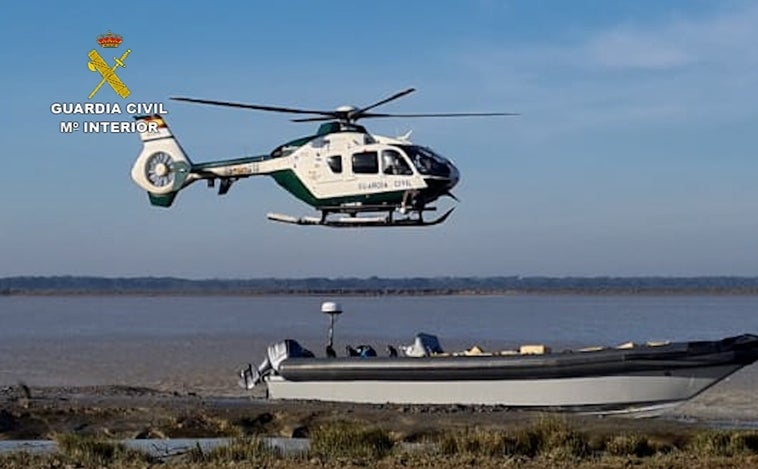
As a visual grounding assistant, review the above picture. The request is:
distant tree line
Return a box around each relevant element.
[3,276,758,295]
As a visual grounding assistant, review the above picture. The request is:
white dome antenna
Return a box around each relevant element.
[321,301,343,357]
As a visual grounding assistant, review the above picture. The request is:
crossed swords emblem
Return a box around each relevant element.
[87,49,131,99]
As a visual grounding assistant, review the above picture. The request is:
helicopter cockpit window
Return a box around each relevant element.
[400,145,451,177]
[327,155,342,174]
[351,151,379,174]
[382,149,413,175]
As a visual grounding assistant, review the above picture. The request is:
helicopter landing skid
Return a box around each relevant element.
[267,208,454,228]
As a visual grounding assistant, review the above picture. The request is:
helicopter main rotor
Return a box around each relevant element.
[171,88,518,125]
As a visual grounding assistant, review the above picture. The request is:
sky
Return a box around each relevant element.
[1,1,758,278]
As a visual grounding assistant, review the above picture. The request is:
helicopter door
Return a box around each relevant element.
[381,149,413,176]
[381,148,418,192]
[292,134,348,199]
[350,149,389,195]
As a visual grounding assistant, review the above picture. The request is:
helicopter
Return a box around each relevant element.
[130,88,515,227]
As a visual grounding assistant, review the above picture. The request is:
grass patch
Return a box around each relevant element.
[437,428,514,457]
[162,413,242,438]
[528,414,590,459]
[437,416,590,459]
[688,430,758,458]
[0,452,50,469]
[310,421,394,461]
[604,433,656,457]
[436,415,589,460]
[4,425,758,468]
[187,435,279,463]
[55,433,154,467]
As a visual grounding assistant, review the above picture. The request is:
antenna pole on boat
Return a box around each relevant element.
[321,301,343,357]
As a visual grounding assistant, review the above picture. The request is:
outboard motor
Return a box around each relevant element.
[238,339,314,389]
[239,361,264,390]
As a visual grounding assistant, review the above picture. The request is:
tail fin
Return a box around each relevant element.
[131,115,192,207]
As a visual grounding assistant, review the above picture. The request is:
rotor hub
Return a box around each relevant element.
[154,163,169,177]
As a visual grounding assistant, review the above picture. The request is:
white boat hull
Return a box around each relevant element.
[266,364,740,412]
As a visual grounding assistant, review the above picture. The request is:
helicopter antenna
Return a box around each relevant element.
[321,301,342,357]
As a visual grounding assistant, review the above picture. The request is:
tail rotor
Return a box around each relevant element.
[131,115,193,207]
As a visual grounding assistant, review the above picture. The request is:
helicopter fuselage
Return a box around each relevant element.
[266,123,458,211]
[132,115,462,226]
[132,88,510,227]
[175,121,459,214]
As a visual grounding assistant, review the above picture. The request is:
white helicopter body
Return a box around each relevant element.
[130,88,511,227]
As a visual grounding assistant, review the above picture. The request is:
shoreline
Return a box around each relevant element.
[7,275,758,297]
[3,384,758,437]
[0,384,735,440]
[6,289,758,297]
[4,385,758,468]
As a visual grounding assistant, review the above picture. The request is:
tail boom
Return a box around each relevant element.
[131,115,278,207]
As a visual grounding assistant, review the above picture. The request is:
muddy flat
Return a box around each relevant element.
[0,383,724,443]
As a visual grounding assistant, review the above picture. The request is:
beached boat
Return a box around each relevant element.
[239,303,758,414]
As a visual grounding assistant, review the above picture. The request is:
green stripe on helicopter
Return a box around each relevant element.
[270,170,406,208]
[192,155,269,171]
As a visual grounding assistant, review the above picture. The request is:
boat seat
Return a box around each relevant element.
[346,345,377,357]
[646,341,670,347]
[356,345,377,357]
[464,345,486,356]
[519,344,551,355]
[578,346,606,353]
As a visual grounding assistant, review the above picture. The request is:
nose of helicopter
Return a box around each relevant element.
[447,162,460,189]
[423,161,459,202]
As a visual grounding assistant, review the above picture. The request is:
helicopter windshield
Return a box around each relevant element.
[400,145,452,177]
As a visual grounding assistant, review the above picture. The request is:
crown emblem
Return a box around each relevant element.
[97,31,122,48]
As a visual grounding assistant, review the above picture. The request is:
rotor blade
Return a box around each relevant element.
[352,88,416,117]
[292,111,519,122]
[359,112,520,118]
[290,116,338,123]
[171,97,334,116]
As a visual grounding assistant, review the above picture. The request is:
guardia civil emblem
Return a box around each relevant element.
[87,31,131,99]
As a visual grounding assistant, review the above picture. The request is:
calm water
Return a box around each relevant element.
[2,294,757,345]
[1,294,757,420]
